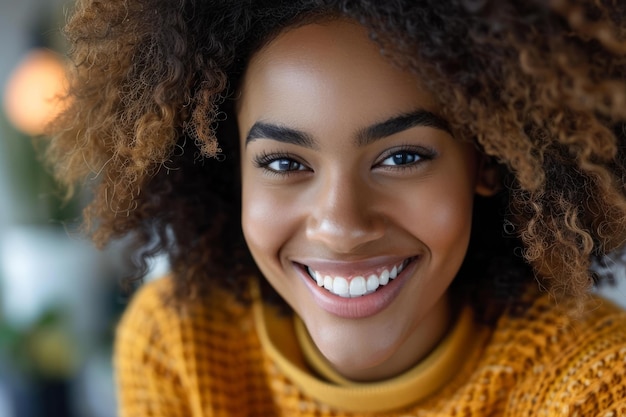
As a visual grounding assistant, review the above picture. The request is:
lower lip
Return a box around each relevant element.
[298,259,418,319]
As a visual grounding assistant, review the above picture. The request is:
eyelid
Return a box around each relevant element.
[375,144,437,166]
[252,151,311,175]
[253,151,300,167]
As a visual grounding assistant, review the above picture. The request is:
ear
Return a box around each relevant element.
[475,154,501,197]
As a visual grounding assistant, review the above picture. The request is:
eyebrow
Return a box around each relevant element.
[355,110,451,147]
[244,109,450,148]
[245,123,316,148]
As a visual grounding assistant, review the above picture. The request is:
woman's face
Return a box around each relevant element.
[237,19,491,381]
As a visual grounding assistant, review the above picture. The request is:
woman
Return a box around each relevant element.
[48,0,626,415]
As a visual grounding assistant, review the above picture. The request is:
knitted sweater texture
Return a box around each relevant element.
[115,277,626,416]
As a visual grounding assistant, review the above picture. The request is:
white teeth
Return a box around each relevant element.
[324,275,333,290]
[306,259,411,298]
[366,274,379,292]
[349,277,367,297]
[390,266,398,279]
[309,267,324,287]
[333,277,349,297]
[379,269,390,286]
[316,271,324,287]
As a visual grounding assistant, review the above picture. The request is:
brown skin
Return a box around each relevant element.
[48,1,626,310]
[237,20,497,381]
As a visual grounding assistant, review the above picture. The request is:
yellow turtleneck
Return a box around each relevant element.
[252,287,489,413]
[115,276,626,417]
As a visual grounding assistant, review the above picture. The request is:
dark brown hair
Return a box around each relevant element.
[47,0,626,311]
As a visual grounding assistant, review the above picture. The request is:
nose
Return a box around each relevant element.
[305,173,385,253]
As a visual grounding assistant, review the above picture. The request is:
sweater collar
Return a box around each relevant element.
[251,281,487,413]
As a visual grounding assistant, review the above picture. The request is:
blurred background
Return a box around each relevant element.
[0,0,134,416]
[0,1,625,417]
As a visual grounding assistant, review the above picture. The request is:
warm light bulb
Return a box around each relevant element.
[3,48,69,136]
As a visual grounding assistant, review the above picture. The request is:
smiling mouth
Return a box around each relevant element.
[303,257,415,298]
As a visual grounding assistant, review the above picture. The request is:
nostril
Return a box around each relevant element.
[305,216,385,252]
[305,182,386,251]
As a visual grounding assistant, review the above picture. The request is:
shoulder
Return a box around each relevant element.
[115,277,174,352]
[115,277,187,347]
[116,276,176,328]
[119,273,255,315]
[491,292,626,415]
[114,277,263,415]
[115,276,256,371]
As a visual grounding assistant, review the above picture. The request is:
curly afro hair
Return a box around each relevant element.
[47,0,626,313]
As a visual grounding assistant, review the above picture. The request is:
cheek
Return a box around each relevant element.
[395,172,476,263]
[427,180,475,266]
[433,182,474,235]
[429,149,478,252]
[241,185,278,261]
[241,179,301,272]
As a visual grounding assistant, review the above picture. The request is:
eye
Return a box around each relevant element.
[253,151,310,175]
[267,158,307,172]
[376,146,436,169]
[380,151,422,166]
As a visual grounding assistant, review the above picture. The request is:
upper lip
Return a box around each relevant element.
[291,255,417,276]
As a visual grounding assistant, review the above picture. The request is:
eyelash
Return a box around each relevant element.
[253,151,310,176]
[375,145,437,170]
[252,145,437,176]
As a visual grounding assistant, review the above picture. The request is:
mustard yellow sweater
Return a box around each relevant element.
[115,277,626,416]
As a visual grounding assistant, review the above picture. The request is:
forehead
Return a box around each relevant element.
[236,19,439,129]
